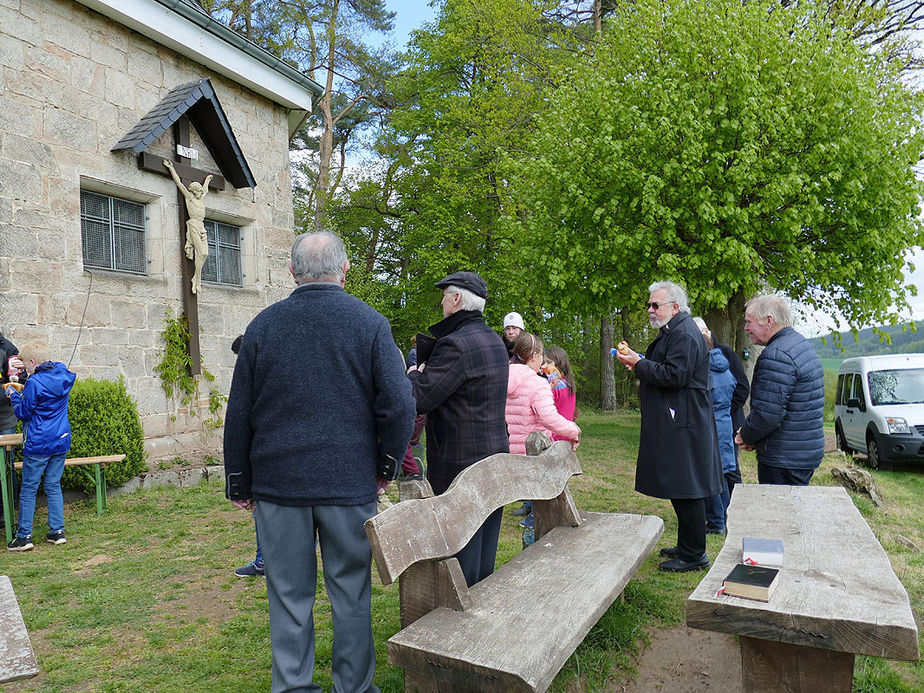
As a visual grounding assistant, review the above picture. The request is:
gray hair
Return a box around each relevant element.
[445,285,486,313]
[746,294,793,328]
[290,231,348,284]
[648,281,690,314]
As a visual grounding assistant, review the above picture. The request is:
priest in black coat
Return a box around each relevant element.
[616,281,723,572]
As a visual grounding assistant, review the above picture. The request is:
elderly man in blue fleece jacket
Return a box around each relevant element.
[223,231,415,693]
[735,294,825,485]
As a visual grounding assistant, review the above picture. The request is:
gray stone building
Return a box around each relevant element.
[0,0,322,458]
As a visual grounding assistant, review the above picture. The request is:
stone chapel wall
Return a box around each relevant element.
[0,0,299,458]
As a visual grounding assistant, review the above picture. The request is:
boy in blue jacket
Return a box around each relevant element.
[3,342,76,551]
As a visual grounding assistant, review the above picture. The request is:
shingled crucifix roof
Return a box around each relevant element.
[112,78,256,189]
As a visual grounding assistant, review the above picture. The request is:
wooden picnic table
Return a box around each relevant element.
[686,484,919,692]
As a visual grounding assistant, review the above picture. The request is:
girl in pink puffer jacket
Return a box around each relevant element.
[506,333,580,454]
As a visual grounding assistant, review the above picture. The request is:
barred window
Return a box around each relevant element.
[202,220,242,286]
[80,190,147,273]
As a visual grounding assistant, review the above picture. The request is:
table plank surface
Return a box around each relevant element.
[0,433,23,447]
[686,484,919,661]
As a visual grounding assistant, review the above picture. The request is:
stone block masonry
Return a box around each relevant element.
[0,0,301,459]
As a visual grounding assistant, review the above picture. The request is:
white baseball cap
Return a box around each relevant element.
[503,312,525,330]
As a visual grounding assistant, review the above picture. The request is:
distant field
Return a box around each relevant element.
[820,357,843,372]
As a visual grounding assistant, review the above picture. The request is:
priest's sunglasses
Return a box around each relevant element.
[645,301,677,310]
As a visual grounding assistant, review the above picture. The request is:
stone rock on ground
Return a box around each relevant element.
[830,465,884,507]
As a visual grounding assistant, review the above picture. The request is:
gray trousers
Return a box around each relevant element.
[255,501,380,693]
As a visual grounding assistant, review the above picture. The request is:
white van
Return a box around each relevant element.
[834,354,924,469]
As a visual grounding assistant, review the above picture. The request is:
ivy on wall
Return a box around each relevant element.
[153,309,226,430]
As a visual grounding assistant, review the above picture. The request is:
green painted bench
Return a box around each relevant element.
[1,433,124,543]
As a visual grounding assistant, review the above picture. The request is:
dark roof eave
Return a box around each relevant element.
[112,78,257,189]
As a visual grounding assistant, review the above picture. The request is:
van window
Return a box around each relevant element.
[850,374,864,402]
[836,374,848,405]
[867,368,924,406]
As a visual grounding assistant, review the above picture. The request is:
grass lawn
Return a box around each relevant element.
[1,411,921,691]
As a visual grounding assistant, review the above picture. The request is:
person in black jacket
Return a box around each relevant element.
[0,332,24,527]
[735,295,825,485]
[616,281,723,572]
[224,231,415,693]
[694,318,750,534]
[408,271,509,586]
[0,332,23,435]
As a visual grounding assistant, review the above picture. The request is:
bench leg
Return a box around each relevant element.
[404,670,442,692]
[1,451,15,544]
[740,636,854,692]
[75,465,107,515]
[94,464,106,515]
[403,668,500,693]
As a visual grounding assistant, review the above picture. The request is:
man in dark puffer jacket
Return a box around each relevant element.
[735,295,825,485]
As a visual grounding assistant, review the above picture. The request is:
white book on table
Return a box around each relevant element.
[741,537,784,568]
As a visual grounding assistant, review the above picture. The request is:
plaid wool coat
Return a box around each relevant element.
[409,310,510,495]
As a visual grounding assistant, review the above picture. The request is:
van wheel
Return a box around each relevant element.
[866,432,892,471]
[835,422,850,454]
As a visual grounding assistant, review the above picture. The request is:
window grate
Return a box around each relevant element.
[202,219,242,286]
[80,191,146,274]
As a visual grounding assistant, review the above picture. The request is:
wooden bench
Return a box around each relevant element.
[0,575,39,683]
[364,435,664,692]
[686,484,920,692]
[1,433,124,543]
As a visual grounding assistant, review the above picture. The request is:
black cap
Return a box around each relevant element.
[434,271,488,299]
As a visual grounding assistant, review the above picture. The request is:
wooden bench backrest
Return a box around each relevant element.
[365,438,582,586]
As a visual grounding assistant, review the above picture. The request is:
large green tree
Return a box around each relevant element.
[346,0,565,335]
[506,0,924,350]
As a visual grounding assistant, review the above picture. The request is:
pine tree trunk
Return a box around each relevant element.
[313,0,340,231]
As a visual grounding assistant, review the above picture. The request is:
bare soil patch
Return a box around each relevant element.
[618,625,741,692]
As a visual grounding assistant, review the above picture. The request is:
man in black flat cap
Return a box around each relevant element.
[407,271,510,586]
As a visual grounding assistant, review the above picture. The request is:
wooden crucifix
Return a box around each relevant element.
[139,118,225,374]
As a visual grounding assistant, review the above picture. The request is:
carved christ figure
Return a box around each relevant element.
[164,159,213,295]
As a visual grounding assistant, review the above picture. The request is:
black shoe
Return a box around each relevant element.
[659,554,710,572]
[404,473,424,481]
[46,531,67,545]
[8,536,33,552]
[706,526,726,536]
[659,546,679,558]
[234,561,265,578]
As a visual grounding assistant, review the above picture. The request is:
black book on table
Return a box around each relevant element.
[415,333,437,365]
[722,563,780,602]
